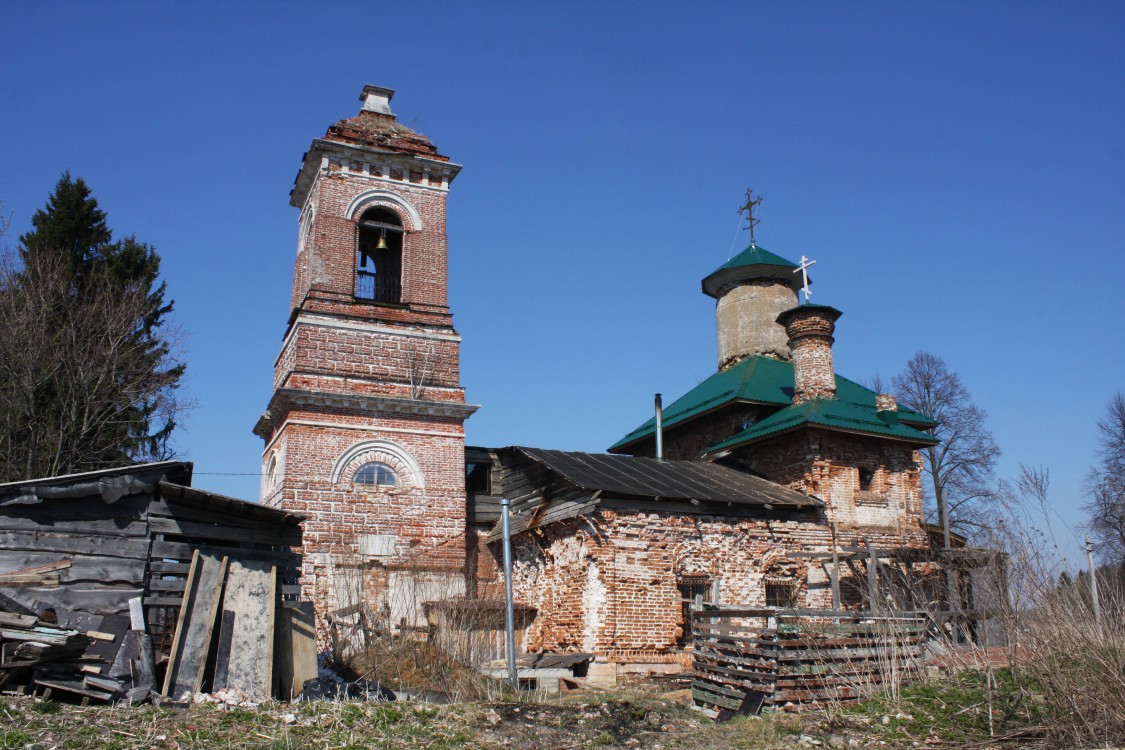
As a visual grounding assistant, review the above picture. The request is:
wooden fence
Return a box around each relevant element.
[692,607,929,714]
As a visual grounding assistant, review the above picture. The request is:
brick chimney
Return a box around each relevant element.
[776,304,843,404]
[876,393,897,412]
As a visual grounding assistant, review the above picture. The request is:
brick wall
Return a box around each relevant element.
[291,171,451,319]
[777,306,841,403]
[733,429,926,531]
[259,97,472,642]
[487,506,928,662]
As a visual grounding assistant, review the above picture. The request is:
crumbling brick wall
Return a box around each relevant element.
[492,506,929,663]
[734,429,925,531]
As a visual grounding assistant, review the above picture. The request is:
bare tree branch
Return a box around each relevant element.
[892,352,1001,541]
[1085,393,1125,564]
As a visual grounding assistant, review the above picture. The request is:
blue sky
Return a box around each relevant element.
[2,2,1122,556]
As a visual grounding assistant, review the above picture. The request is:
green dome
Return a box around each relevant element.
[701,244,804,299]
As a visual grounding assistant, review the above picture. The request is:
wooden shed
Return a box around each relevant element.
[0,461,303,652]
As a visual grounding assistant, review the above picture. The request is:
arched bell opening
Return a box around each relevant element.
[356,207,404,303]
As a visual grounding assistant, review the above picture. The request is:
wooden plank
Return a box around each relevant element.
[83,674,124,692]
[149,562,190,575]
[275,601,316,701]
[151,540,298,566]
[0,560,71,577]
[0,531,150,560]
[162,551,228,700]
[148,516,301,547]
[0,612,39,628]
[150,494,301,529]
[131,633,156,697]
[694,607,927,620]
[128,598,145,631]
[212,559,276,698]
[143,596,191,607]
[16,587,142,615]
[0,575,58,587]
[146,579,300,597]
[85,613,129,665]
[33,676,114,701]
[0,515,149,537]
[0,553,145,586]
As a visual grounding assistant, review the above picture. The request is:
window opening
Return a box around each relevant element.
[466,462,491,494]
[858,467,875,492]
[356,207,403,303]
[677,576,712,648]
[265,455,278,488]
[765,579,799,609]
[354,461,398,487]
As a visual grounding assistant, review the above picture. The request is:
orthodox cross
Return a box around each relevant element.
[793,255,816,304]
[738,189,763,247]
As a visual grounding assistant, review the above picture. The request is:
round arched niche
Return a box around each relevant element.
[331,439,425,490]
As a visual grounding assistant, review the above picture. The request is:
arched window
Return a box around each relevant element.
[356,207,403,303]
[354,461,399,487]
[332,439,423,489]
[265,454,279,486]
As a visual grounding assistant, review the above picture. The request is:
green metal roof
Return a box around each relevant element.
[701,244,802,298]
[704,398,940,454]
[712,244,798,273]
[608,355,937,452]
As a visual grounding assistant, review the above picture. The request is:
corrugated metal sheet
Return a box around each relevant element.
[610,355,937,452]
[705,398,940,454]
[514,448,820,509]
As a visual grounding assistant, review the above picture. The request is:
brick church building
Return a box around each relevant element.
[257,86,944,677]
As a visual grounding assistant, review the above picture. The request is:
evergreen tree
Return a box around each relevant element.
[0,173,185,480]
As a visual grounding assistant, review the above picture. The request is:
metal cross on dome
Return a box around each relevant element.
[794,255,816,304]
[738,189,763,247]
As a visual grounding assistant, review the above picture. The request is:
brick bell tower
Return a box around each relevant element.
[254,86,477,634]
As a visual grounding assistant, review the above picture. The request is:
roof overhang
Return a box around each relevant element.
[255,388,479,439]
[702,263,801,299]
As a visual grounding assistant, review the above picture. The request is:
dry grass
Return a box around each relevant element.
[0,690,745,750]
[343,637,503,703]
[1011,578,1125,747]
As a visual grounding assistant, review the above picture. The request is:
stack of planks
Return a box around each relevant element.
[0,595,147,704]
[0,560,71,589]
[692,607,928,714]
[161,550,316,702]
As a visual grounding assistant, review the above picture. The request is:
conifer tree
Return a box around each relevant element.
[0,173,186,480]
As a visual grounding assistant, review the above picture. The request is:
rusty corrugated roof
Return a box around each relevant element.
[513,447,820,509]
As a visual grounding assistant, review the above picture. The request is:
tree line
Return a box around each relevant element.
[0,174,1121,570]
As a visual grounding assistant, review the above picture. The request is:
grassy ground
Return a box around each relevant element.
[0,670,1053,750]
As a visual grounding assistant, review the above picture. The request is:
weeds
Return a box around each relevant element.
[30,699,60,714]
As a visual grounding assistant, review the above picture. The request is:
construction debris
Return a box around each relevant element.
[0,599,152,704]
[0,462,310,704]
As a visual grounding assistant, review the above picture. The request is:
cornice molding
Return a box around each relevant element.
[255,388,478,439]
[291,138,462,209]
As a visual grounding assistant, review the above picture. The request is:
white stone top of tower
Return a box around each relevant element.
[359,85,396,116]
